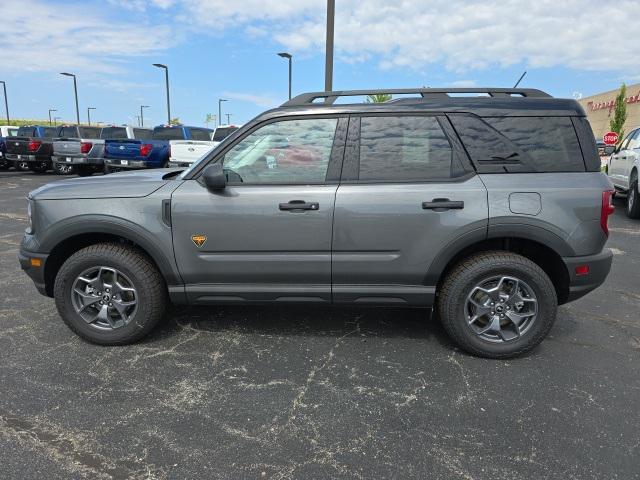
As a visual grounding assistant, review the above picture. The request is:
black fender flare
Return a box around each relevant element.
[39,214,183,286]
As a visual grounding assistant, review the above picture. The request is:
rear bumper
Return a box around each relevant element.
[18,247,49,297]
[104,158,151,169]
[562,249,613,303]
[52,155,103,166]
[5,154,38,162]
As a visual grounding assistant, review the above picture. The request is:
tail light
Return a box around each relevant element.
[27,140,41,152]
[80,142,92,154]
[600,190,615,236]
[140,143,153,156]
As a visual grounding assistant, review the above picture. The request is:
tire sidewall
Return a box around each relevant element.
[54,250,158,344]
[442,257,557,358]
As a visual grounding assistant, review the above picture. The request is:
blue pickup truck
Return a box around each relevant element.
[103,125,213,173]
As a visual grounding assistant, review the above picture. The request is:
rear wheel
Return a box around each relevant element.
[53,243,167,345]
[626,176,640,219]
[437,251,557,358]
[54,162,75,175]
[0,159,10,170]
[28,161,50,173]
[15,160,30,171]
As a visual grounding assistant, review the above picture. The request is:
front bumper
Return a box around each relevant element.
[19,247,49,297]
[562,248,613,303]
[52,155,103,166]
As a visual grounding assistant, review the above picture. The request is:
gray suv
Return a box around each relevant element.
[19,88,615,358]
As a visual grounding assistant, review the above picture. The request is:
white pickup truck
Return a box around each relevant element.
[168,124,240,168]
[606,126,640,218]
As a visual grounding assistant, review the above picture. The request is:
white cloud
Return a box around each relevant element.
[166,0,640,74]
[0,0,172,75]
[222,92,280,108]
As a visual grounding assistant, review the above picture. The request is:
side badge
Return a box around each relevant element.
[191,234,207,248]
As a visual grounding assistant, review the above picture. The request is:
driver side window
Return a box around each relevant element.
[222,118,338,184]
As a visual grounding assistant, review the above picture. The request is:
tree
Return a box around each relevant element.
[609,83,627,144]
[169,117,181,125]
[366,94,392,103]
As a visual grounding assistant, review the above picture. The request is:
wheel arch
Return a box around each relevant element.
[41,217,181,297]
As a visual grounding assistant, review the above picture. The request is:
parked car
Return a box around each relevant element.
[104,125,212,173]
[19,87,614,358]
[606,126,640,218]
[52,125,153,177]
[0,125,19,170]
[167,126,218,168]
[51,125,103,175]
[5,125,58,172]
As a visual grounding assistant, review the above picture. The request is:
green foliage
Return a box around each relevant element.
[365,94,392,103]
[609,83,627,143]
[169,117,181,125]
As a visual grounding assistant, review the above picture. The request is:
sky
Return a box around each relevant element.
[0,0,638,128]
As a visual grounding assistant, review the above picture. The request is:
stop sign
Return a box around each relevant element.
[603,131,619,145]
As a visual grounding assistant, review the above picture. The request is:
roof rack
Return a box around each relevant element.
[282,88,552,106]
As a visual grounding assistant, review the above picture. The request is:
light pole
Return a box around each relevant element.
[53,116,61,126]
[152,64,171,124]
[60,73,80,124]
[218,98,227,126]
[48,109,57,126]
[140,105,149,127]
[226,113,232,124]
[277,52,293,99]
[0,81,9,123]
[87,107,96,125]
[325,0,335,92]
[135,115,141,127]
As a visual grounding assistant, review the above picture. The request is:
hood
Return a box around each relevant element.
[30,168,182,200]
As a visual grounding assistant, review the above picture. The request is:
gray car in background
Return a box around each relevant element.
[52,125,153,176]
[19,87,614,358]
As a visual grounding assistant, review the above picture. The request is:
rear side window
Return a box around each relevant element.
[100,127,127,139]
[133,128,153,140]
[60,126,78,138]
[357,116,454,181]
[17,127,36,137]
[153,127,185,140]
[190,128,212,141]
[79,127,101,138]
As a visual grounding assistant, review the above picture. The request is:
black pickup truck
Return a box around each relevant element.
[5,125,59,172]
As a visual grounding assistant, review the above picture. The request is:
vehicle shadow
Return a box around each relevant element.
[143,304,453,345]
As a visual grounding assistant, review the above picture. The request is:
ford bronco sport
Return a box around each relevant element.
[19,88,614,358]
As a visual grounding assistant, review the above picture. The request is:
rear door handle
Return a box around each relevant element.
[279,200,319,211]
[422,198,465,210]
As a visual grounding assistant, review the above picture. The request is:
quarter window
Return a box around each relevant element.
[357,116,454,181]
[222,118,338,184]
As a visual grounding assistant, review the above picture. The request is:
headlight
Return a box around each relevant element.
[26,198,33,233]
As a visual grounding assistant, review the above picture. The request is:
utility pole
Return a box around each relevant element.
[0,81,9,123]
[324,0,335,92]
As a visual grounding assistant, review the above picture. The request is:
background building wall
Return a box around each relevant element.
[578,83,640,141]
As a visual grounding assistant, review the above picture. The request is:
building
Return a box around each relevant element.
[578,83,640,141]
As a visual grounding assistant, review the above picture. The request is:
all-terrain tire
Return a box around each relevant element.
[437,251,557,359]
[626,177,640,219]
[53,243,167,345]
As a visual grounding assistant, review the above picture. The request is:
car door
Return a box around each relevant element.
[171,116,347,304]
[609,131,633,186]
[622,129,640,188]
[331,115,488,306]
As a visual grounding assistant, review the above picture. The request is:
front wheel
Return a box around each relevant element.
[626,178,640,219]
[437,251,557,359]
[53,243,167,345]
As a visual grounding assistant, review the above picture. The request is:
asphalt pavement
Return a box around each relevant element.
[1,170,639,479]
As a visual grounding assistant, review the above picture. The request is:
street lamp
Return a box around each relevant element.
[48,109,57,126]
[277,52,293,100]
[218,98,227,126]
[87,107,96,125]
[53,116,61,126]
[0,81,9,123]
[152,64,171,124]
[226,113,232,124]
[60,72,80,124]
[325,0,335,91]
[140,105,149,127]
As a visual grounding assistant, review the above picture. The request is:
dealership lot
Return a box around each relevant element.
[1,171,639,479]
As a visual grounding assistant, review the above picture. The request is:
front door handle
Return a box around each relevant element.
[279,200,319,211]
[422,198,465,210]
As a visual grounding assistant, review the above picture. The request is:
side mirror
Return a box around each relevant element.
[202,163,226,190]
[604,145,615,155]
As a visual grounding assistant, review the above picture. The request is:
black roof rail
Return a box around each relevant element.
[282,87,552,106]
